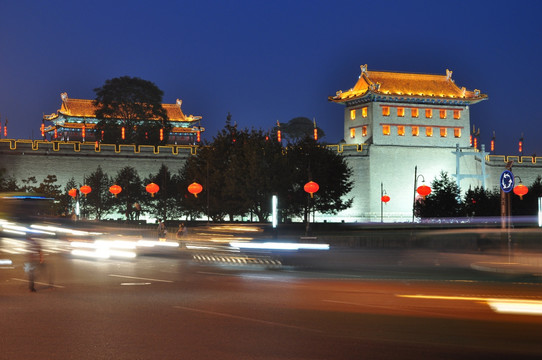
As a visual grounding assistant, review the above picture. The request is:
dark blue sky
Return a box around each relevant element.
[1,0,541,156]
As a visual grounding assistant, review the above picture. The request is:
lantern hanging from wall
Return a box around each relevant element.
[416,184,431,199]
[109,184,122,197]
[68,188,77,198]
[381,195,390,203]
[304,181,319,198]
[513,184,528,200]
[80,185,92,197]
[146,182,159,197]
[188,182,203,198]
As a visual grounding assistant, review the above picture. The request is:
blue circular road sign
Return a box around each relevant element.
[500,170,514,193]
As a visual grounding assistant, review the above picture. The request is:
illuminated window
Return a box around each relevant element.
[382,106,390,116]
[454,110,461,119]
[440,128,447,137]
[426,127,433,137]
[425,109,433,118]
[362,125,367,137]
[440,109,447,119]
[412,126,419,136]
[411,108,419,118]
[350,128,355,138]
[454,128,461,138]
[350,109,356,120]
[397,126,405,136]
[383,125,390,135]
[397,107,405,117]
[362,107,368,118]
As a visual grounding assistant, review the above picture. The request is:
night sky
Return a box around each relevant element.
[1,0,541,156]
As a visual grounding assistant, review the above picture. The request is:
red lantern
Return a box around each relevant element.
[68,188,77,198]
[513,184,528,200]
[80,185,92,197]
[146,182,159,197]
[304,181,319,198]
[416,184,431,199]
[188,182,203,198]
[381,195,390,203]
[109,184,122,197]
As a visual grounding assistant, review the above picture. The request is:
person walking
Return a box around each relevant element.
[157,219,167,241]
[25,235,42,292]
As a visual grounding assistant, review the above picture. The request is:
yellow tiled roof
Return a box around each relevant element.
[330,65,487,102]
[45,94,201,122]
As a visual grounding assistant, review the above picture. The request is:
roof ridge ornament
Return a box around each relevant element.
[360,64,368,75]
[446,69,453,81]
[176,99,182,107]
[61,92,68,102]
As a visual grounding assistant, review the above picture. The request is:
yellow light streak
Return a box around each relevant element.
[397,294,542,316]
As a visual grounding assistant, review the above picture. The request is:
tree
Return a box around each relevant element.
[144,164,180,222]
[415,171,462,219]
[0,168,18,192]
[282,138,353,222]
[82,166,113,220]
[34,175,62,215]
[276,117,325,144]
[112,166,144,220]
[62,177,78,217]
[463,186,500,218]
[93,76,171,145]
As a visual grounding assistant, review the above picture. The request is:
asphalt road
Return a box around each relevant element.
[1,247,542,359]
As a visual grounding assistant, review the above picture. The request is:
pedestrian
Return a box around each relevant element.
[176,223,188,239]
[25,235,42,292]
[157,219,167,240]
[133,202,141,220]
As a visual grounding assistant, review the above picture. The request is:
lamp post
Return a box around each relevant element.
[412,166,431,222]
[380,182,389,223]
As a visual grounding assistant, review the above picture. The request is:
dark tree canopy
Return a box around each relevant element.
[276,117,325,144]
[93,76,171,145]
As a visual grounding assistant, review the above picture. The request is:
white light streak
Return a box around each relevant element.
[230,241,329,251]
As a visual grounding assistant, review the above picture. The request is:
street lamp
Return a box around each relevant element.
[380,182,390,223]
[412,166,431,221]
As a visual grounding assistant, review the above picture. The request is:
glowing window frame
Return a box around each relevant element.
[411,108,419,118]
[397,125,405,136]
[382,125,391,136]
[362,107,368,118]
[454,110,461,120]
[350,128,356,138]
[412,126,419,136]
[454,128,461,138]
[426,127,433,137]
[397,107,405,117]
[362,125,367,137]
[350,109,356,120]
[440,109,447,119]
[382,106,390,116]
[440,128,447,137]
[425,109,433,119]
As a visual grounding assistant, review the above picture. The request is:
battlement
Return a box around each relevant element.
[0,139,198,157]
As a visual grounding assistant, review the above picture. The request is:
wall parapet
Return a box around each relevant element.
[0,139,198,157]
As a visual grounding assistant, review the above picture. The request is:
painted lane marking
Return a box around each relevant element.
[174,305,324,333]
[120,282,151,286]
[108,274,173,283]
[11,278,65,288]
